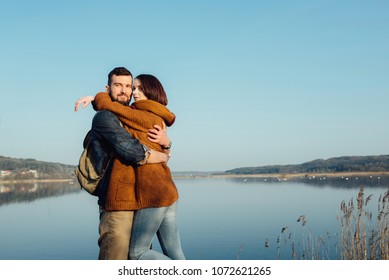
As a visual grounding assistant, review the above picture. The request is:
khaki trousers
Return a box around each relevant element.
[98,210,134,260]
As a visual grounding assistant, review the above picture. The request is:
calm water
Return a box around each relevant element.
[0,176,388,260]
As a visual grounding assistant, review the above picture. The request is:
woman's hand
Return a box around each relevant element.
[147,122,170,148]
[74,96,95,111]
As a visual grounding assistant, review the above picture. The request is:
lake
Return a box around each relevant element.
[0,175,388,260]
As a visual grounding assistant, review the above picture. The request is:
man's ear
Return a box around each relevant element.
[105,85,110,93]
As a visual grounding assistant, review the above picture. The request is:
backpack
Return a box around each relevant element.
[75,130,113,196]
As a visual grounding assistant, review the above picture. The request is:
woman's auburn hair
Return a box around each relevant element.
[136,74,168,106]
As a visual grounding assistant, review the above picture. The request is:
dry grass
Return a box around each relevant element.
[265,215,337,260]
[265,187,389,260]
[338,187,389,260]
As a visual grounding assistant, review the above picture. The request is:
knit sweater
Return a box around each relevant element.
[94,92,178,210]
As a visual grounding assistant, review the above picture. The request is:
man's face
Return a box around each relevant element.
[106,74,133,105]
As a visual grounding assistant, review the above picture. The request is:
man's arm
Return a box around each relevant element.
[92,110,168,165]
[92,110,145,164]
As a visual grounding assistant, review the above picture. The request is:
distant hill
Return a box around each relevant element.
[225,155,389,175]
[0,156,75,179]
[3,154,389,179]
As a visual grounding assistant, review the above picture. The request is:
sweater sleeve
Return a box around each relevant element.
[94,92,150,133]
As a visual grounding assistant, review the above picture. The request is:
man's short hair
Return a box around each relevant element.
[107,67,132,86]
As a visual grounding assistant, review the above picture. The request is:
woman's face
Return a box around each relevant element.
[133,79,148,102]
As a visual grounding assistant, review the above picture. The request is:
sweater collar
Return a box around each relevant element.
[132,100,176,126]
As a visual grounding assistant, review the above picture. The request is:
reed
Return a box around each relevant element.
[266,214,336,260]
[338,187,389,260]
[265,187,389,260]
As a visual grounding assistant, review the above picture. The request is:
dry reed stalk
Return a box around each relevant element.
[339,187,389,260]
[265,188,388,260]
[268,214,333,260]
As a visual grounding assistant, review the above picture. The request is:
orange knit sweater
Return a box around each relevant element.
[94,92,178,211]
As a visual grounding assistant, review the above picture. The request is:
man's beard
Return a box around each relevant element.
[117,99,130,106]
[110,93,130,106]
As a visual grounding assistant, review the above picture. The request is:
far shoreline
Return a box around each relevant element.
[0,178,74,184]
[172,171,389,179]
[1,171,389,183]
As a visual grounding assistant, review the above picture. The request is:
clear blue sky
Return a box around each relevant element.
[0,0,388,172]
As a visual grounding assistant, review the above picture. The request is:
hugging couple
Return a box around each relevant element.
[75,67,185,260]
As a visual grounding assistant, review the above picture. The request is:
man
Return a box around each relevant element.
[75,67,171,259]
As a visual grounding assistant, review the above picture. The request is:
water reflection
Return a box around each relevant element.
[0,181,81,206]
[0,177,387,260]
[1,175,387,207]
[227,174,389,189]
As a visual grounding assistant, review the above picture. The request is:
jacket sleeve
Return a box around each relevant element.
[91,110,145,165]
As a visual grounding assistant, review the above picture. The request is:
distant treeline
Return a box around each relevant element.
[225,155,389,175]
[0,156,75,179]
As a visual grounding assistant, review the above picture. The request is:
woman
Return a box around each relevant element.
[91,74,185,260]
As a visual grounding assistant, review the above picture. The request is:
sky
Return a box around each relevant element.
[0,0,388,172]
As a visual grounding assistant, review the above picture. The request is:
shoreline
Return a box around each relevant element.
[0,178,74,184]
[1,171,389,183]
[172,171,389,179]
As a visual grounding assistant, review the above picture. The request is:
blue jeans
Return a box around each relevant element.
[129,201,185,260]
